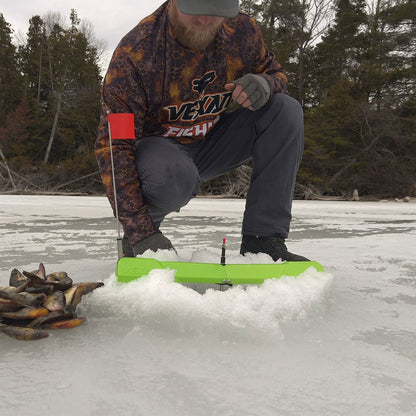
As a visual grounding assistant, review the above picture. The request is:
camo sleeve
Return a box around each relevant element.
[95,49,158,246]
[249,17,288,94]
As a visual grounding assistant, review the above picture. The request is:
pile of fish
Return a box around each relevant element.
[0,263,103,341]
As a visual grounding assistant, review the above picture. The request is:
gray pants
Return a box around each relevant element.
[135,93,304,238]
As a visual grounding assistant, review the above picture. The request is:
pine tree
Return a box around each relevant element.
[241,0,332,105]
[16,10,102,166]
[17,15,47,110]
[0,13,23,125]
[41,10,102,165]
[303,0,416,196]
[312,0,367,102]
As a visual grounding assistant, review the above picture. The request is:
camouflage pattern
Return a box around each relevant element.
[95,0,288,246]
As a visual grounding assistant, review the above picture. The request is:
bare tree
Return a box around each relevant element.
[251,0,333,105]
[295,0,333,104]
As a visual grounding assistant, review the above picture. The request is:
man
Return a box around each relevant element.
[95,0,309,261]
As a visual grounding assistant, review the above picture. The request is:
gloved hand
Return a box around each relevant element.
[224,74,271,111]
[132,232,175,256]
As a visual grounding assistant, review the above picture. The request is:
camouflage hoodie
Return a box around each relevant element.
[95,0,288,246]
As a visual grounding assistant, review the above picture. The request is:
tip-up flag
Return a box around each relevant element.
[108,113,135,139]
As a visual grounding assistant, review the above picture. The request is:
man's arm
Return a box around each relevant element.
[94,50,158,247]
[249,17,288,95]
[224,17,288,111]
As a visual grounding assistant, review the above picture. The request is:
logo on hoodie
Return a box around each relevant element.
[163,71,232,138]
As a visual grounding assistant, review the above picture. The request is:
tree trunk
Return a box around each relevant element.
[37,42,43,107]
[0,147,17,190]
[43,91,63,164]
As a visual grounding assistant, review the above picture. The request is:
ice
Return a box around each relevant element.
[1,195,415,416]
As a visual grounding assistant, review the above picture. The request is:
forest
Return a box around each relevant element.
[0,0,415,199]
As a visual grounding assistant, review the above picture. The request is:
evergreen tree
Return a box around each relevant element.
[303,0,416,196]
[241,0,332,105]
[52,10,102,171]
[16,10,102,166]
[359,0,415,108]
[18,15,47,110]
[0,13,23,125]
[313,0,367,102]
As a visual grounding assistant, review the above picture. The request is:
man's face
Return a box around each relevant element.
[169,0,225,51]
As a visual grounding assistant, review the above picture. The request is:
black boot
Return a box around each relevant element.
[240,234,310,262]
[122,236,135,257]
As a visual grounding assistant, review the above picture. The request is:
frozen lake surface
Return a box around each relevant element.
[1,195,415,416]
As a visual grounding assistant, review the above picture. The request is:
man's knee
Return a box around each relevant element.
[142,166,200,212]
[270,94,303,124]
[135,138,200,212]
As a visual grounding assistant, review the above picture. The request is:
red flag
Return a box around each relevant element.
[108,113,135,139]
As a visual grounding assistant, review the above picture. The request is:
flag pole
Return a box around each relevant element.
[107,111,123,260]
[221,238,226,266]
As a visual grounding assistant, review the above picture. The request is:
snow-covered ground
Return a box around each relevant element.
[0,195,415,416]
